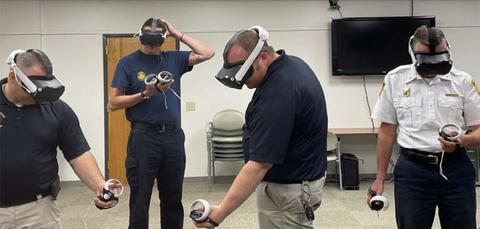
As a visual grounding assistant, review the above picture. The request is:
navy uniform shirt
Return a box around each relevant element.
[243,50,328,183]
[111,50,191,125]
[0,78,90,205]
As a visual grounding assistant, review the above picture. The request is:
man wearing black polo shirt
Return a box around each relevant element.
[195,26,327,229]
[0,49,117,228]
[108,18,214,229]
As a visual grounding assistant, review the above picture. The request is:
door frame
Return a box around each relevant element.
[102,33,180,178]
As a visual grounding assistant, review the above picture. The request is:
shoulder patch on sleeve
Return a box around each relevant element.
[471,79,480,95]
[379,81,385,96]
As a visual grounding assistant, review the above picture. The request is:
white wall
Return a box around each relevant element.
[1,0,479,180]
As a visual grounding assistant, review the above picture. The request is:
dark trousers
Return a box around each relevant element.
[125,127,186,229]
[394,149,476,229]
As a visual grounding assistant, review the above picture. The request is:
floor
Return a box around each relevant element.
[57,181,479,229]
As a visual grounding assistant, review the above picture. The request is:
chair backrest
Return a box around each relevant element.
[327,131,338,152]
[212,109,245,131]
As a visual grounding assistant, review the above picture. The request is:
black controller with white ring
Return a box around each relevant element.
[439,123,463,142]
[189,199,219,227]
[144,71,174,86]
[368,187,389,211]
[96,179,124,210]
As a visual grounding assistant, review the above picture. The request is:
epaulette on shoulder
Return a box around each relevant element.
[449,68,471,79]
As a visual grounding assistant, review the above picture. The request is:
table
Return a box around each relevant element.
[327,128,378,190]
[329,128,378,135]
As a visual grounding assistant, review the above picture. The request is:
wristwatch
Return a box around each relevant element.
[140,91,149,100]
[205,217,219,227]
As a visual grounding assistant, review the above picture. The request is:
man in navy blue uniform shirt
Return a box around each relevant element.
[0,49,117,228]
[108,18,214,229]
[195,26,328,229]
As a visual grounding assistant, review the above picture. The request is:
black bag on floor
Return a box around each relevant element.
[341,153,359,190]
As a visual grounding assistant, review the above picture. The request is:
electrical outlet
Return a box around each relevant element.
[185,101,196,111]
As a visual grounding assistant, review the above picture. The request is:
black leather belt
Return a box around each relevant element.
[269,175,325,184]
[0,190,52,208]
[131,122,178,132]
[400,147,465,165]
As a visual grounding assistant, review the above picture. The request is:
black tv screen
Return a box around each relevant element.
[331,16,436,75]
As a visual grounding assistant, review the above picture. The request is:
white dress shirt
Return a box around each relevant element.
[371,64,480,152]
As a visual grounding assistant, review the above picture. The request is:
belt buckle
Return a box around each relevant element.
[158,124,166,132]
[425,154,439,165]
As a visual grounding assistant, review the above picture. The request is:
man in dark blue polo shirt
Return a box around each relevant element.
[108,18,214,229]
[195,26,327,229]
[0,49,117,228]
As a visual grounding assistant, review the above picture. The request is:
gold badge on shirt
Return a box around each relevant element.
[471,80,480,95]
[137,71,146,81]
[402,85,410,97]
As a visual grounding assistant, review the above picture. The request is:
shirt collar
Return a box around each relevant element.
[0,78,41,107]
[259,50,286,87]
[0,78,9,105]
[406,64,452,84]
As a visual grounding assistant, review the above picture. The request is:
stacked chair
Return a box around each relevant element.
[327,131,343,190]
[206,109,245,191]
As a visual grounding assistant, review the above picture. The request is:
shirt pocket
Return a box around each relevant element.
[438,97,464,123]
[393,97,422,127]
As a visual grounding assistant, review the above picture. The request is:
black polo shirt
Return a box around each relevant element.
[243,50,328,183]
[0,78,90,206]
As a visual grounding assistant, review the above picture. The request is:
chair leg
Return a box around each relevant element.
[212,159,216,184]
[207,135,213,192]
[208,149,212,192]
[334,160,339,184]
[337,141,343,191]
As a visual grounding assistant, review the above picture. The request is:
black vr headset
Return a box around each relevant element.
[409,29,453,77]
[137,18,167,46]
[6,49,65,102]
[215,25,269,89]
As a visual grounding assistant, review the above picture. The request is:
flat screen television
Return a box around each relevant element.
[331,16,436,75]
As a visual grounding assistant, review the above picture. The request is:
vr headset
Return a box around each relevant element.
[137,18,167,46]
[5,49,65,102]
[408,30,453,77]
[215,25,269,89]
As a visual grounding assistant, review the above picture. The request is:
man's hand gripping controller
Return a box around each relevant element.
[95,179,124,210]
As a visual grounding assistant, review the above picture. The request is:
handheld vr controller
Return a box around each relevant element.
[189,199,219,227]
[368,187,389,211]
[439,123,462,142]
[96,179,124,210]
[144,71,174,86]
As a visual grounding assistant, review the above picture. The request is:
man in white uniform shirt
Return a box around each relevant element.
[368,26,480,229]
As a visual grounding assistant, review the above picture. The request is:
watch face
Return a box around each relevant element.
[140,91,149,99]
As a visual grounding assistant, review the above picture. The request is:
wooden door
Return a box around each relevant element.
[104,35,178,184]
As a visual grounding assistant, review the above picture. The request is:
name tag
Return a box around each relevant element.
[445,93,459,97]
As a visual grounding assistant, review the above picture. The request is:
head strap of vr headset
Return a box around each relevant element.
[6,49,37,91]
[6,49,57,92]
[29,49,53,75]
[408,38,452,66]
[408,27,451,56]
[138,18,167,38]
[233,25,269,81]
